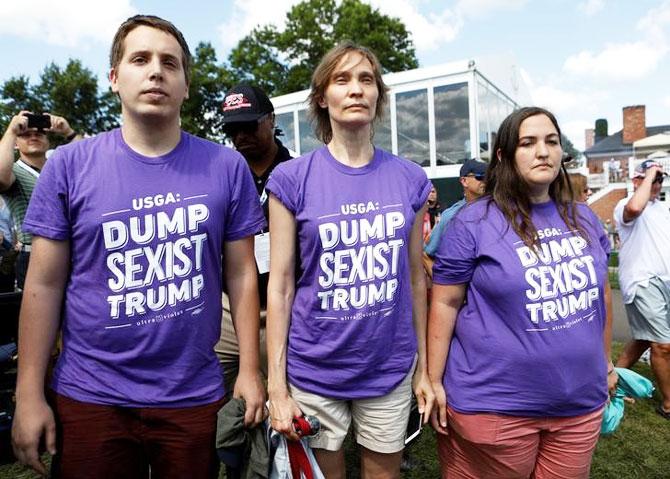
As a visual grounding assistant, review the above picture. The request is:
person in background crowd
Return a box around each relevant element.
[423,159,487,279]
[604,218,617,249]
[614,159,670,420]
[11,15,265,477]
[266,41,434,478]
[428,107,616,478]
[0,112,81,289]
[423,183,441,239]
[567,172,592,203]
[0,196,18,292]
[215,84,293,398]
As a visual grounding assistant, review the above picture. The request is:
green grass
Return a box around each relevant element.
[609,269,620,289]
[3,343,668,478]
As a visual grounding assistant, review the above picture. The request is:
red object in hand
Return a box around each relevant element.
[292,415,320,437]
[287,415,321,479]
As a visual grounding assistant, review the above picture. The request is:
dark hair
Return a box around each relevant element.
[485,106,584,248]
[109,15,192,85]
[308,41,388,144]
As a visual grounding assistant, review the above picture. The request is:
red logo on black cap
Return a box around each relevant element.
[223,93,252,111]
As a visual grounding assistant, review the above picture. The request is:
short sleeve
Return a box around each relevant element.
[613,198,632,229]
[432,215,477,285]
[23,150,71,240]
[413,173,432,213]
[265,165,297,214]
[224,153,266,241]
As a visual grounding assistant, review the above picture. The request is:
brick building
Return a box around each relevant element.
[584,105,670,179]
[583,105,670,233]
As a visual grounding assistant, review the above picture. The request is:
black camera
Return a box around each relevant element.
[24,113,51,131]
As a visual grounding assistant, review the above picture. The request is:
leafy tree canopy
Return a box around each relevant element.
[228,0,419,96]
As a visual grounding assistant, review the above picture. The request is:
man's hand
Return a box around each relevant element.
[233,369,266,427]
[47,114,75,139]
[12,398,56,476]
[6,112,30,138]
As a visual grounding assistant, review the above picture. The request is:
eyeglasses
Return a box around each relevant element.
[653,175,665,185]
[222,114,269,138]
[465,174,485,181]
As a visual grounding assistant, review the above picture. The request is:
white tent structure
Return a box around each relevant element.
[633,132,670,159]
[647,150,669,159]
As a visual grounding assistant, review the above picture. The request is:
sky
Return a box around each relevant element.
[0,0,668,150]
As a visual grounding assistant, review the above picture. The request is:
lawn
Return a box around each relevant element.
[2,343,668,478]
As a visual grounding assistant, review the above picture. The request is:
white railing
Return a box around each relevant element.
[588,171,609,190]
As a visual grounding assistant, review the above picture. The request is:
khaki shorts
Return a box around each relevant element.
[289,357,416,454]
[625,277,670,343]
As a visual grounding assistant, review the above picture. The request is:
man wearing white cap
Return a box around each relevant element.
[614,159,670,419]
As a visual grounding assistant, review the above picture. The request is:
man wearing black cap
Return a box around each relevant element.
[614,159,670,419]
[423,159,487,263]
[215,85,293,395]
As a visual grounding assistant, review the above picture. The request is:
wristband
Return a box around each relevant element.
[65,131,78,142]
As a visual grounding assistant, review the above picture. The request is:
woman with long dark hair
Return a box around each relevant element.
[428,107,616,478]
[265,42,434,477]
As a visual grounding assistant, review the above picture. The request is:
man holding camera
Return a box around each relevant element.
[0,112,81,289]
[614,159,670,419]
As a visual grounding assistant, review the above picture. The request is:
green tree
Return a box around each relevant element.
[0,76,42,120]
[228,27,288,96]
[228,0,418,96]
[181,42,237,141]
[561,134,582,162]
[0,59,120,142]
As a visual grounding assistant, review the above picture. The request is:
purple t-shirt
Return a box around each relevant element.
[265,146,431,399]
[23,129,265,407]
[433,199,610,416]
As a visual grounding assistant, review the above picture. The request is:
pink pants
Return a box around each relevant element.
[437,406,604,479]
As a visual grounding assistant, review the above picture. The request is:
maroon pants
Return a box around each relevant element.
[51,393,223,479]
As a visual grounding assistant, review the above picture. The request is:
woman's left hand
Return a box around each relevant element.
[412,365,435,424]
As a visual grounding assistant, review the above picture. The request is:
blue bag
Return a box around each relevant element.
[601,367,654,435]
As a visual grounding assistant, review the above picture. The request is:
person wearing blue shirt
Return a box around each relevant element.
[424,159,487,263]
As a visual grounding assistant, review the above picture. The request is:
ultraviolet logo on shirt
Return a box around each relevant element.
[516,227,600,332]
[316,201,405,319]
[100,192,209,328]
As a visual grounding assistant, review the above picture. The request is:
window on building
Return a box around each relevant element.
[275,112,295,153]
[298,109,322,155]
[396,89,430,166]
[434,82,470,165]
[373,101,392,152]
[477,81,491,159]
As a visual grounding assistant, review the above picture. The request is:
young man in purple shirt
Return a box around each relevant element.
[11,15,265,478]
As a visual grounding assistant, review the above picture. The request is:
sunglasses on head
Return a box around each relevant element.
[222,114,269,137]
